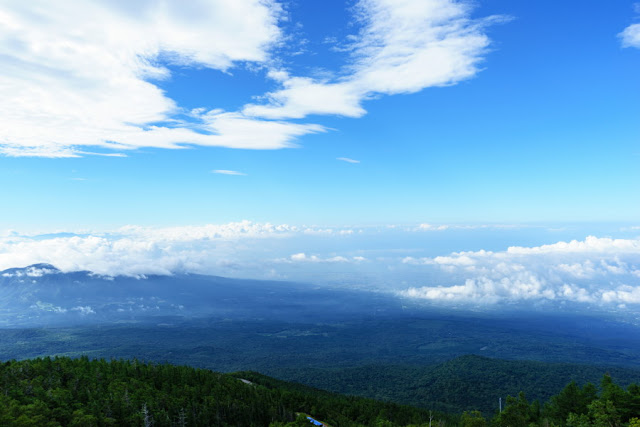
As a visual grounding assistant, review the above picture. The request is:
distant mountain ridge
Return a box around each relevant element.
[0,263,62,277]
[0,264,403,327]
[3,264,640,373]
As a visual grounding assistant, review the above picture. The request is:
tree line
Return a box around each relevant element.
[0,356,639,426]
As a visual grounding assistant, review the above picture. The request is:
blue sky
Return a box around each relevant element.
[1,1,640,309]
[1,0,638,228]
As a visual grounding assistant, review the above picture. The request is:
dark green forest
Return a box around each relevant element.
[1,356,640,426]
[0,356,446,426]
[272,355,640,415]
[2,318,640,418]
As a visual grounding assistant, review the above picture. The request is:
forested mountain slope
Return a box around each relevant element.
[271,355,640,415]
[2,356,640,426]
[0,356,445,427]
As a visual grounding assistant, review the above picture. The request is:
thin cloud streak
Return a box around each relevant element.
[212,169,247,176]
[337,157,361,164]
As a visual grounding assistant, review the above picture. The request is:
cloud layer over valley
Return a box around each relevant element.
[2,223,640,312]
[402,236,640,307]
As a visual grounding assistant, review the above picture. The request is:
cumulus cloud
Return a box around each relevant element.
[0,221,365,277]
[401,236,640,306]
[3,224,640,310]
[620,23,640,48]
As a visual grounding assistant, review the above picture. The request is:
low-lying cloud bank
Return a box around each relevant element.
[0,221,317,277]
[401,236,640,307]
[2,223,640,309]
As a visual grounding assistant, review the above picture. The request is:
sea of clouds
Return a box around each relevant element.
[2,222,640,310]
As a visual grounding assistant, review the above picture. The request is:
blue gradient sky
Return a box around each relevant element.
[1,0,638,230]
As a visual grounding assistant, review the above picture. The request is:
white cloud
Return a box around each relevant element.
[418,223,450,231]
[243,77,366,119]
[31,301,67,314]
[116,220,300,241]
[2,265,60,278]
[290,252,308,261]
[0,0,285,157]
[72,306,96,315]
[415,223,523,232]
[620,23,640,48]
[505,235,640,255]
[0,221,288,277]
[337,157,361,164]
[25,265,60,277]
[0,0,499,158]
[401,236,640,306]
[192,111,325,150]
[286,253,358,263]
[2,225,640,310]
[302,228,335,235]
[0,221,367,277]
[212,169,247,176]
[243,0,498,120]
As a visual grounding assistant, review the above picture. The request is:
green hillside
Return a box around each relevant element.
[1,356,640,426]
[270,355,640,415]
[0,356,445,427]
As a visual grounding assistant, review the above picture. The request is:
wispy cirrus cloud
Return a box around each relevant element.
[337,157,360,164]
[212,169,247,176]
[0,0,499,157]
[243,0,500,121]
